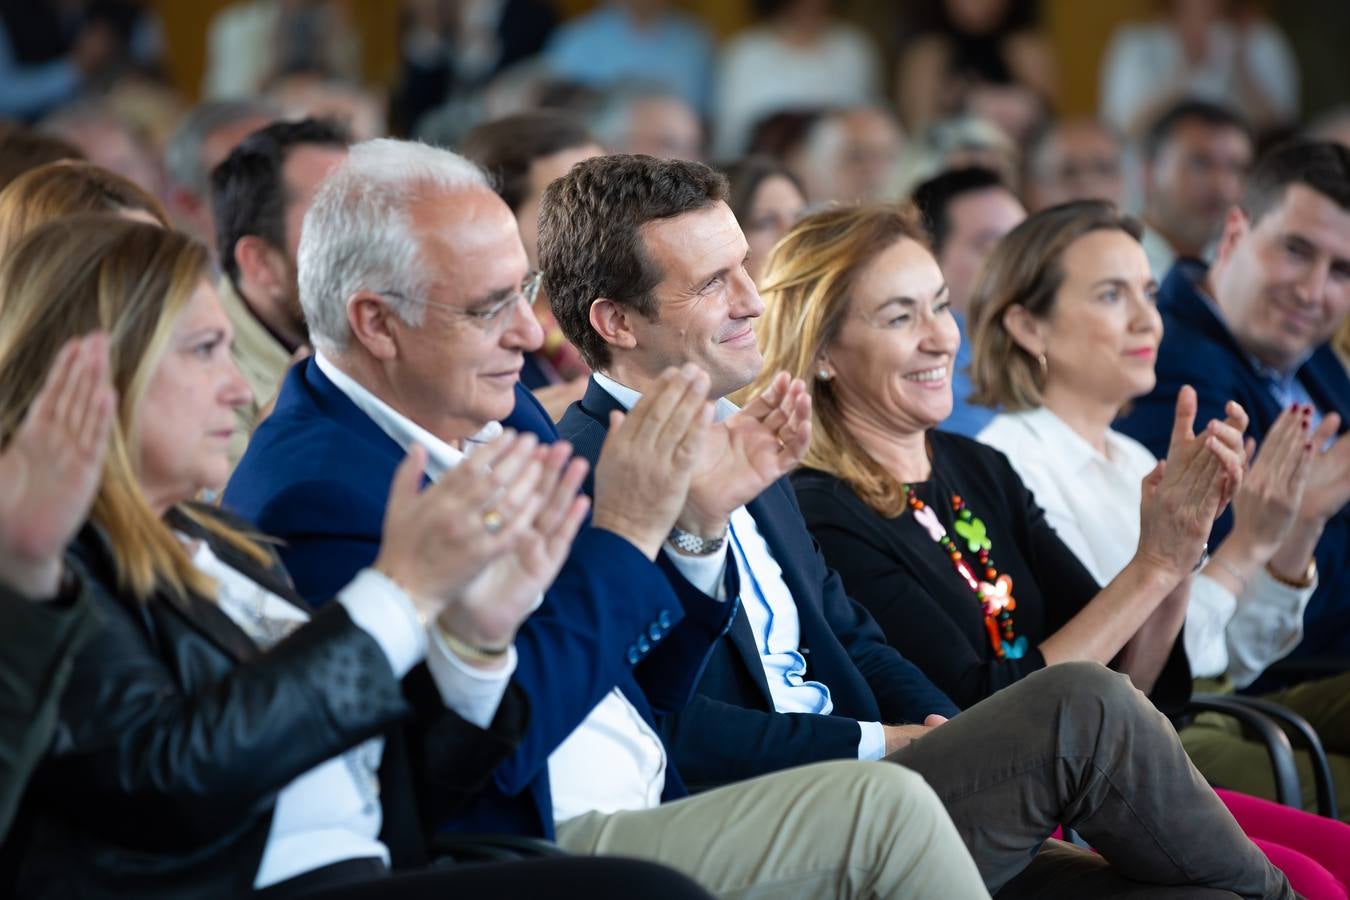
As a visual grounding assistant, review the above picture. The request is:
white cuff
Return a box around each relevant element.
[425,624,517,729]
[1224,567,1316,689]
[858,720,887,761]
[663,542,730,601]
[1183,574,1239,680]
[336,568,426,678]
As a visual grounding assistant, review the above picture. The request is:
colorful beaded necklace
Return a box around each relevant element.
[903,485,1025,660]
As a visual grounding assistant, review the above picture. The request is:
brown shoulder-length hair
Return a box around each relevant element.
[0,160,169,264]
[0,215,268,602]
[966,200,1142,411]
[746,203,930,518]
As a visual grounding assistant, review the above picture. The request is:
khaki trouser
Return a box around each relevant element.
[1182,671,1350,821]
[557,759,989,900]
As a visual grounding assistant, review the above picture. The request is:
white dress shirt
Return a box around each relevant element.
[593,372,887,760]
[978,407,1313,687]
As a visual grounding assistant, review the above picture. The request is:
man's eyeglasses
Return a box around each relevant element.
[380,270,542,333]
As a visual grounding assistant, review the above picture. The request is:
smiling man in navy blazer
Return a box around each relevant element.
[1118,141,1350,676]
[541,153,1293,899]
[224,138,994,899]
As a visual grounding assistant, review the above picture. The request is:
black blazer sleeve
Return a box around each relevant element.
[0,576,98,841]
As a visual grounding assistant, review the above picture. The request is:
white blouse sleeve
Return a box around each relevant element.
[1183,574,1238,680]
[1224,567,1315,689]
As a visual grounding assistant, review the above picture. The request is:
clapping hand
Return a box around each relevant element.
[1225,405,1315,560]
[0,334,116,600]
[1136,386,1247,578]
[1299,413,1350,525]
[590,365,713,559]
[677,370,812,537]
[374,429,589,654]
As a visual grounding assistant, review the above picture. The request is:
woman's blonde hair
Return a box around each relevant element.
[746,203,929,518]
[0,215,268,602]
[0,160,169,263]
[966,200,1142,411]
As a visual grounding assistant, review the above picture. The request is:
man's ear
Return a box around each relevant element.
[1211,205,1251,274]
[233,235,287,298]
[589,297,640,353]
[347,291,399,360]
[1001,303,1046,358]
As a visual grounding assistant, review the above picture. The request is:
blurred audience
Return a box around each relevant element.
[462,110,602,418]
[894,113,1017,198]
[721,154,806,285]
[203,0,360,99]
[210,117,350,465]
[590,84,703,161]
[894,0,1055,141]
[544,0,713,115]
[37,99,160,194]
[794,105,903,206]
[1118,141,1350,673]
[1140,99,1254,279]
[1101,0,1299,139]
[0,123,81,193]
[1022,117,1126,212]
[712,0,880,160]
[163,98,279,250]
[911,166,1025,437]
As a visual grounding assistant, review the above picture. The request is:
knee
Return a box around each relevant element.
[1030,661,1148,717]
[851,762,943,815]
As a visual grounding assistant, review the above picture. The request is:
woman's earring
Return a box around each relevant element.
[1037,354,1048,378]
[816,369,833,382]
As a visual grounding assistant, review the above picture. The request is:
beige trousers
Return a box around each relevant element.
[555,759,990,900]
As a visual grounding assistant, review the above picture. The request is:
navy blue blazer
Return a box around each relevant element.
[223,362,737,837]
[558,377,959,790]
[1116,261,1350,660]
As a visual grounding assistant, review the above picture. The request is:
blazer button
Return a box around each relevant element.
[648,623,664,642]
[637,637,651,654]
[626,646,641,665]
[657,610,672,628]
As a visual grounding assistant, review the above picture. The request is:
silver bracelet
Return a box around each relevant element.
[1191,543,1210,575]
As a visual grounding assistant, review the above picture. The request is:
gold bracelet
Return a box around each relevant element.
[1265,558,1317,589]
[435,620,511,663]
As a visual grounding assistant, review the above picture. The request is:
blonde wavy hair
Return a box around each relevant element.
[0,160,169,264]
[746,204,929,518]
[0,215,268,602]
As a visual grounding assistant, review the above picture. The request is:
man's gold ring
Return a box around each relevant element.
[482,510,505,534]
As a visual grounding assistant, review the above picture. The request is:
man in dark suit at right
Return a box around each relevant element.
[1117,141,1350,675]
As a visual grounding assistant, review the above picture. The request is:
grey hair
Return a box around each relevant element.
[589,82,688,149]
[298,138,490,353]
[165,99,280,192]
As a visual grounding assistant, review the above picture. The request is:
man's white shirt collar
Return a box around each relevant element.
[592,370,739,422]
[315,351,502,479]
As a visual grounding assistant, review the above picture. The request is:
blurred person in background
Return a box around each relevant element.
[712,0,880,160]
[462,110,604,419]
[1022,117,1126,212]
[894,0,1055,142]
[37,99,161,195]
[892,113,1017,199]
[721,155,806,285]
[1101,0,1298,140]
[203,0,360,100]
[391,0,557,137]
[545,0,713,115]
[267,72,387,141]
[164,99,279,251]
[0,124,81,194]
[211,118,350,464]
[1139,99,1254,279]
[910,166,1025,437]
[591,84,704,161]
[794,105,903,206]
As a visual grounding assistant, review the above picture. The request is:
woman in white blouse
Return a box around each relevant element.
[967,199,1350,815]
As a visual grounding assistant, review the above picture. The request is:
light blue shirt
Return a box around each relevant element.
[593,372,887,760]
[941,310,997,438]
[544,5,713,113]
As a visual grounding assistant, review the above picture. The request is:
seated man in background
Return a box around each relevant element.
[210,116,350,464]
[225,137,989,900]
[462,110,604,419]
[910,166,1026,437]
[542,152,1292,900]
[1021,117,1126,212]
[1118,140,1350,675]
